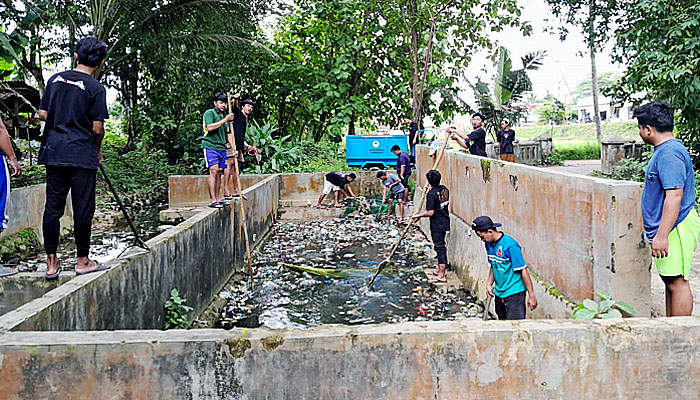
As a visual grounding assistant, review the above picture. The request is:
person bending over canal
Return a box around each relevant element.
[202,93,234,208]
[472,216,537,319]
[412,170,450,283]
[635,101,700,317]
[448,113,487,157]
[391,145,411,201]
[376,171,405,218]
[0,117,22,277]
[38,37,111,279]
[316,172,356,208]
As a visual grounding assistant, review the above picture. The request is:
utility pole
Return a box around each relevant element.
[588,0,602,143]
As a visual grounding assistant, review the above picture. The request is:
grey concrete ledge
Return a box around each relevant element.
[1,318,698,399]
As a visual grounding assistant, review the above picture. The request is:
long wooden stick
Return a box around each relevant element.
[367,133,452,288]
[227,93,254,283]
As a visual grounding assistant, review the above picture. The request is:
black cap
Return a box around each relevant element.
[471,216,501,231]
[242,99,254,106]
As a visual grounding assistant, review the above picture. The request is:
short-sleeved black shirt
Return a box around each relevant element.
[325,172,348,188]
[38,70,109,169]
[426,185,450,232]
[232,106,247,151]
[497,129,515,154]
[467,127,487,157]
[396,151,412,176]
[407,121,419,144]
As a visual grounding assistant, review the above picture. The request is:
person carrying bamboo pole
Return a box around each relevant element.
[201,93,234,208]
[411,170,450,283]
[223,93,255,200]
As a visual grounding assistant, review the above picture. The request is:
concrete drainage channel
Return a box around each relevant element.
[1,146,699,398]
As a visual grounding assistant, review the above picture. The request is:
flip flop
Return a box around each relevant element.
[427,271,439,277]
[316,204,327,209]
[0,265,18,278]
[429,277,447,283]
[76,262,111,276]
[224,195,234,200]
[209,202,224,209]
[45,267,62,280]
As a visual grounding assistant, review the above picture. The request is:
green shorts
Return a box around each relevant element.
[654,209,700,280]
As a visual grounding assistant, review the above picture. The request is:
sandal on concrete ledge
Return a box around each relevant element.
[76,262,111,276]
[209,202,224,209]
[45,267,62,280]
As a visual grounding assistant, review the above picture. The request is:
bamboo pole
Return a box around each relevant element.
[227,93,254,283]
[367,133,452,289]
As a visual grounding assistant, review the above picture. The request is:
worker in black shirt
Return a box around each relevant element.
[402,116,419,161]
[449,113,487,157]
[412,170,450,283]
[316,172,356,208]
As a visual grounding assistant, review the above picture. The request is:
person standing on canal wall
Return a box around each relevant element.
[449,113,487,157]
[223,93,254,200]
[0,117,22,277]
[497,118,516,162]
[201,93,234,208]
[392,145,411,201]
[38,37,111,279]
[403,115,419,161]
[636,101,700,317]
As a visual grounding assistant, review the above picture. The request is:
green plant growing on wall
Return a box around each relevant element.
[573,291,636,319]
[164,289,193,329]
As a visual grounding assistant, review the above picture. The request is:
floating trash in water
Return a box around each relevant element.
[203,216,479,329]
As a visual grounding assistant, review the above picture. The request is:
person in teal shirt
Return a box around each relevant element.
[472,216,537,320]
[201,93,234,208]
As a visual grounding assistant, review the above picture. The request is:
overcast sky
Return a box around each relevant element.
[465,0,621,103]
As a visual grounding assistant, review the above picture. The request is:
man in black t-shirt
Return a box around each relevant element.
[38,37,111,279]
[449,113,487,157]
[402,116,419,160]
[223,93,254,200]
[413,170,450,283]
[497,118,516,162]
[316,172,356,208]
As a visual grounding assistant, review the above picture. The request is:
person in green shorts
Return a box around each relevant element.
[636,101,700,316]
[202,93,234,208]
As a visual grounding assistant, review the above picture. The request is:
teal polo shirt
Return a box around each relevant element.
[485,233,527,298]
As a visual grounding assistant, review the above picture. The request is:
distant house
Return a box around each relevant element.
[571,96,636,123]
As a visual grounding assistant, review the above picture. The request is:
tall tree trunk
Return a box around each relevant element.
[348,110,356,135]
[409,0,421,128]
[589,1,603,142]
[69,24,76,69]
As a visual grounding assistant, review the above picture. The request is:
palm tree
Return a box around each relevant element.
[471,47,546,137]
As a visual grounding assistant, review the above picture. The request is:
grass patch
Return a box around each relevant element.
[553,142,601,160]
[517,121,637,141]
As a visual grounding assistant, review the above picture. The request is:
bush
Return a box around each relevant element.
[552,142,600,160]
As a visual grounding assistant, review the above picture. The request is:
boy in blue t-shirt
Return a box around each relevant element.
[635,101,700,316]
[472,216,537,320]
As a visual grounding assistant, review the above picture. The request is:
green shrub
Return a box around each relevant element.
[164,289,193,329]
[573,291,637,319]
[552,143,600,160]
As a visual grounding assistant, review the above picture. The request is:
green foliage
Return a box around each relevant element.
[472,47,546,137]
[11,163,45,188]
[164,289,193,329]
[572,72,619,103]
[552,143,600,160]
[535,101,574,125]
[607,152,651,182]
[245,120,303,173]
[573,291,637,319]
[610,0,700,163]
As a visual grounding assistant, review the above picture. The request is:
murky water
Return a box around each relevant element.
[16,206,171,272]
[201,217,481,329]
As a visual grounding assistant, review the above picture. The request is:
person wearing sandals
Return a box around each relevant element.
[37,37,111,279]
[316,172,356,208]
[472,215,537,319]
[223,93,255,201]
[376,171,405,219]
[0,118,22,277]
[412,170,449,283]
[202,93,234,208]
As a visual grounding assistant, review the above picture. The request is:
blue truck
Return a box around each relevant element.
[345,134,409,169]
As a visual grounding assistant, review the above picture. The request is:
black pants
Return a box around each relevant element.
[430,230,448,265]
[43,166,97,257]
[495,291,526,320]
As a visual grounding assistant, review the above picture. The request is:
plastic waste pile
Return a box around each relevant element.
[206,216,481,329]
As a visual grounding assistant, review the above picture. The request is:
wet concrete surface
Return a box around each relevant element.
[199,217,481,329]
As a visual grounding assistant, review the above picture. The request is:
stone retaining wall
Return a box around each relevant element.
[414,145,650,317]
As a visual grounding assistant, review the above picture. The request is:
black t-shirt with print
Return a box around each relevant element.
[38,70,109,170]
[426,185,450,232]
[467,127,487,157]
[326,172,348,188]
[497,129,515,154]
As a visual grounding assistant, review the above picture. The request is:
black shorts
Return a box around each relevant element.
[495,291,526,320]
[389,191,405,200]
